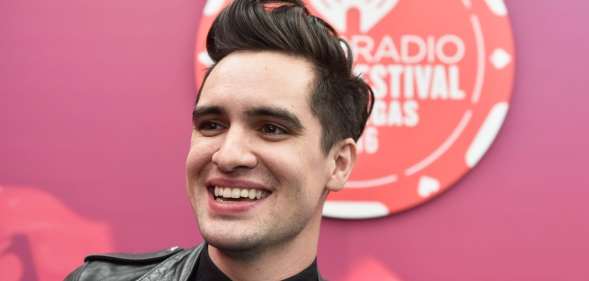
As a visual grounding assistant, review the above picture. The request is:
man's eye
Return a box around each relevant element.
[260,124,287,135]
[197,121,225,134]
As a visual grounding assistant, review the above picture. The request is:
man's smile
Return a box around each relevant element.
[205,178,273,214]
[212,186,270,201]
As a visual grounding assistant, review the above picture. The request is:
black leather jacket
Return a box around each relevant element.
[64,243,326,281]
[64,244,202,281]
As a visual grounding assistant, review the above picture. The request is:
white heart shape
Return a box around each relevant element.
[490,48,512,69]
[418,176,440,198]
[204,0,226,16]
[485,0,508,16]
[198,51,214,66]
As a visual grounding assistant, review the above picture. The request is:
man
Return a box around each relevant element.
[65,0,373,280]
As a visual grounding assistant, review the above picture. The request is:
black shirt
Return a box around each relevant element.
[191,246,320,281]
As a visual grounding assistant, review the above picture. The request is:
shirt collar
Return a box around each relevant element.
[193,245,320,281]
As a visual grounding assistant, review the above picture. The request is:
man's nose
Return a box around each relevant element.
[211,126,258,172]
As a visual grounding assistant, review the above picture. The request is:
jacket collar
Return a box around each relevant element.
[139,243,325,281]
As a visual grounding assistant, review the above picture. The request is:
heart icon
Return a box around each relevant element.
[490,48,512,69]
[204,0,226,16]
[485,0,507,16]
[418,176,440,198]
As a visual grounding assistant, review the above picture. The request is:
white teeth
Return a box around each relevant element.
[231,188,241,198]
[213,186,269,200]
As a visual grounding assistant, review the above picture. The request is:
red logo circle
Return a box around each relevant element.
[195,0,515,219]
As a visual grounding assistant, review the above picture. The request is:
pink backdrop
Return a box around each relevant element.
[1,1,588,280]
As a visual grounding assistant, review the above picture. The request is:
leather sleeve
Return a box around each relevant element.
[63,263,87,281]
[61,246,185,281]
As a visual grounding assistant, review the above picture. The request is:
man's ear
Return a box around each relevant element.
[326,138,357,192]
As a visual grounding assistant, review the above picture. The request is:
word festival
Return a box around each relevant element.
[345,34,469,154]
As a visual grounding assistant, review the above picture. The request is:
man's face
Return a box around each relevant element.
[186,51,333,251]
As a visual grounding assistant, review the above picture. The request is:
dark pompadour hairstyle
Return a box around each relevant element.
[198,0,374,153]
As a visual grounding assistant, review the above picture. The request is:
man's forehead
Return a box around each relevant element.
[203,51,315,90]
[197,51,316,110]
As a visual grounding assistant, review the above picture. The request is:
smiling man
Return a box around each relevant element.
[65,0,373,280]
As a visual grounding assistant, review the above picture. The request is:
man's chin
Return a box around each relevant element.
[204,233,263,254]
[198,220,258,249]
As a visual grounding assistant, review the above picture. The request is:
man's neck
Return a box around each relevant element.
[207,217,321,281]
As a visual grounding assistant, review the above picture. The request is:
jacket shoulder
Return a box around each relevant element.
[83,246,183,264]
[64,246,185,281]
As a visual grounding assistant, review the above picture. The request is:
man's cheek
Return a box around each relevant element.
[187,142,217,170]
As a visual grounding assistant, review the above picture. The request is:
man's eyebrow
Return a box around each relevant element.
[245,106,304,132]
[192,105,225,120]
